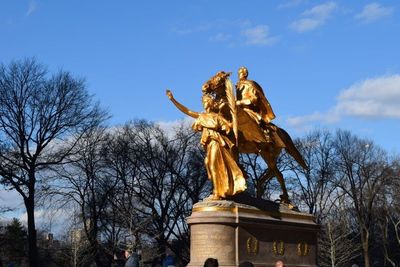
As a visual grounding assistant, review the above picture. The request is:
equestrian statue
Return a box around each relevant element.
[166,67,308,205]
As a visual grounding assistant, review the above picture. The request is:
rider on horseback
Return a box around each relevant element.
[236,67,280,145]
[167,68,308,205]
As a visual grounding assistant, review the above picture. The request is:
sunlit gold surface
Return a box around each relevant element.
[166,91,246,199]
[236,66,276,125]
[166,67,308,202]
[192,206,238,213]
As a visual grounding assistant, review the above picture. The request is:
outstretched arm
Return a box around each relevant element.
[166,90,199,118]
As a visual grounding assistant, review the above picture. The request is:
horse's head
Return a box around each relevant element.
[202,71,231,97]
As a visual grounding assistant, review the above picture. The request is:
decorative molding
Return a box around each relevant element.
[297,242,310,256]
[246,237,259,254]
[272,240,285,256]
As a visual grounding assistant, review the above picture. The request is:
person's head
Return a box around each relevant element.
[238,67,248,80]
[275,260,284,267]
[202,94,215,112]
[203,258,218,267]
[239,261,254,267]
[124,249,132,259]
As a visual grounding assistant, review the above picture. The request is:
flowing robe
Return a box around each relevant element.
[236,79,285,148]
[192,112,246,198]
[236,79,276,124]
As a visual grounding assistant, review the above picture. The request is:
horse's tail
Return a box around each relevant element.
[277,127,308,170]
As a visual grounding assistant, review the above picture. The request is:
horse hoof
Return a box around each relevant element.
[279,194,290,203]
[204,194,223,201]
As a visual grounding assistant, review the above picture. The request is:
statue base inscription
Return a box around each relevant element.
[187,195,319,267]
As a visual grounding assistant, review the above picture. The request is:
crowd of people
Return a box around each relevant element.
[115,249,176,267]
[203,257,285,267]
[119,249,285,267]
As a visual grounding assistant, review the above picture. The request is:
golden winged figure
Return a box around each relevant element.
[166,89,246,200]
[167,68,308,204]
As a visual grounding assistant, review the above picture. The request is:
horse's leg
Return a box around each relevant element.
[256,168,272,198]
[260,147,291,203]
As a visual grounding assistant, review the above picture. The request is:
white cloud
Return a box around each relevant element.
[0,188,23,210]
[290,18,322,32]
[287,111,339,131]
[241,25,279,46]
[355,3,393,23]
[19,209,45,225]
[172,20,278,47]
[26,1,37,16]
[19,208,73,234]
[287,74,400,129]
[156,117,194,137]
[209,33,232,42]
[336,75,400,118]
[302,1,337,17]
[290,2,337,33]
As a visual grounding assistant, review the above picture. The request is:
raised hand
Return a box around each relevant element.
[166,89,174,100]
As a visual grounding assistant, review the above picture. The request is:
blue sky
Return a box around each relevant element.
[1,0,400,225]
[1,0,400,150]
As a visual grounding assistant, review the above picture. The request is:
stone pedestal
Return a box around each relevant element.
[187,196,319,267]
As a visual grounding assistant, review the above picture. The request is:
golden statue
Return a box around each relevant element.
[167,68,308,204]
[236,66,277,143]
[166,90,246,199]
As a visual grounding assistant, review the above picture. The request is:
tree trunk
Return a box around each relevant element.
[361,229,370,267]
[24,194,38,267]
[328,223,336,267]
[382,216,396,267]
[363,248,370,267]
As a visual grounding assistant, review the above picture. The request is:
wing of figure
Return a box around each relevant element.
[225,78,238,146]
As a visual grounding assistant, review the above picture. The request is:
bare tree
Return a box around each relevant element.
[240,152,293,200]
[0,59,106,267]
[333,130,391,267]
[282,129,362,266]
[100,123,150,257]
[105,121,208,263]
[50,127,117,267]
[377,156,400,266]
[318,195,361,267]
[283,129,400,265]
[286,130,338,221]
[127,121,207,261]
[240,153,268,198]
[0,205,14,214]
[48,121,208,265]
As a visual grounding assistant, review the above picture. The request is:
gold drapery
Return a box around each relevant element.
[193,112,246,198]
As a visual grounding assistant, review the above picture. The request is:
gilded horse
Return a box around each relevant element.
[167,71,307,203]
[199,71,308,203]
